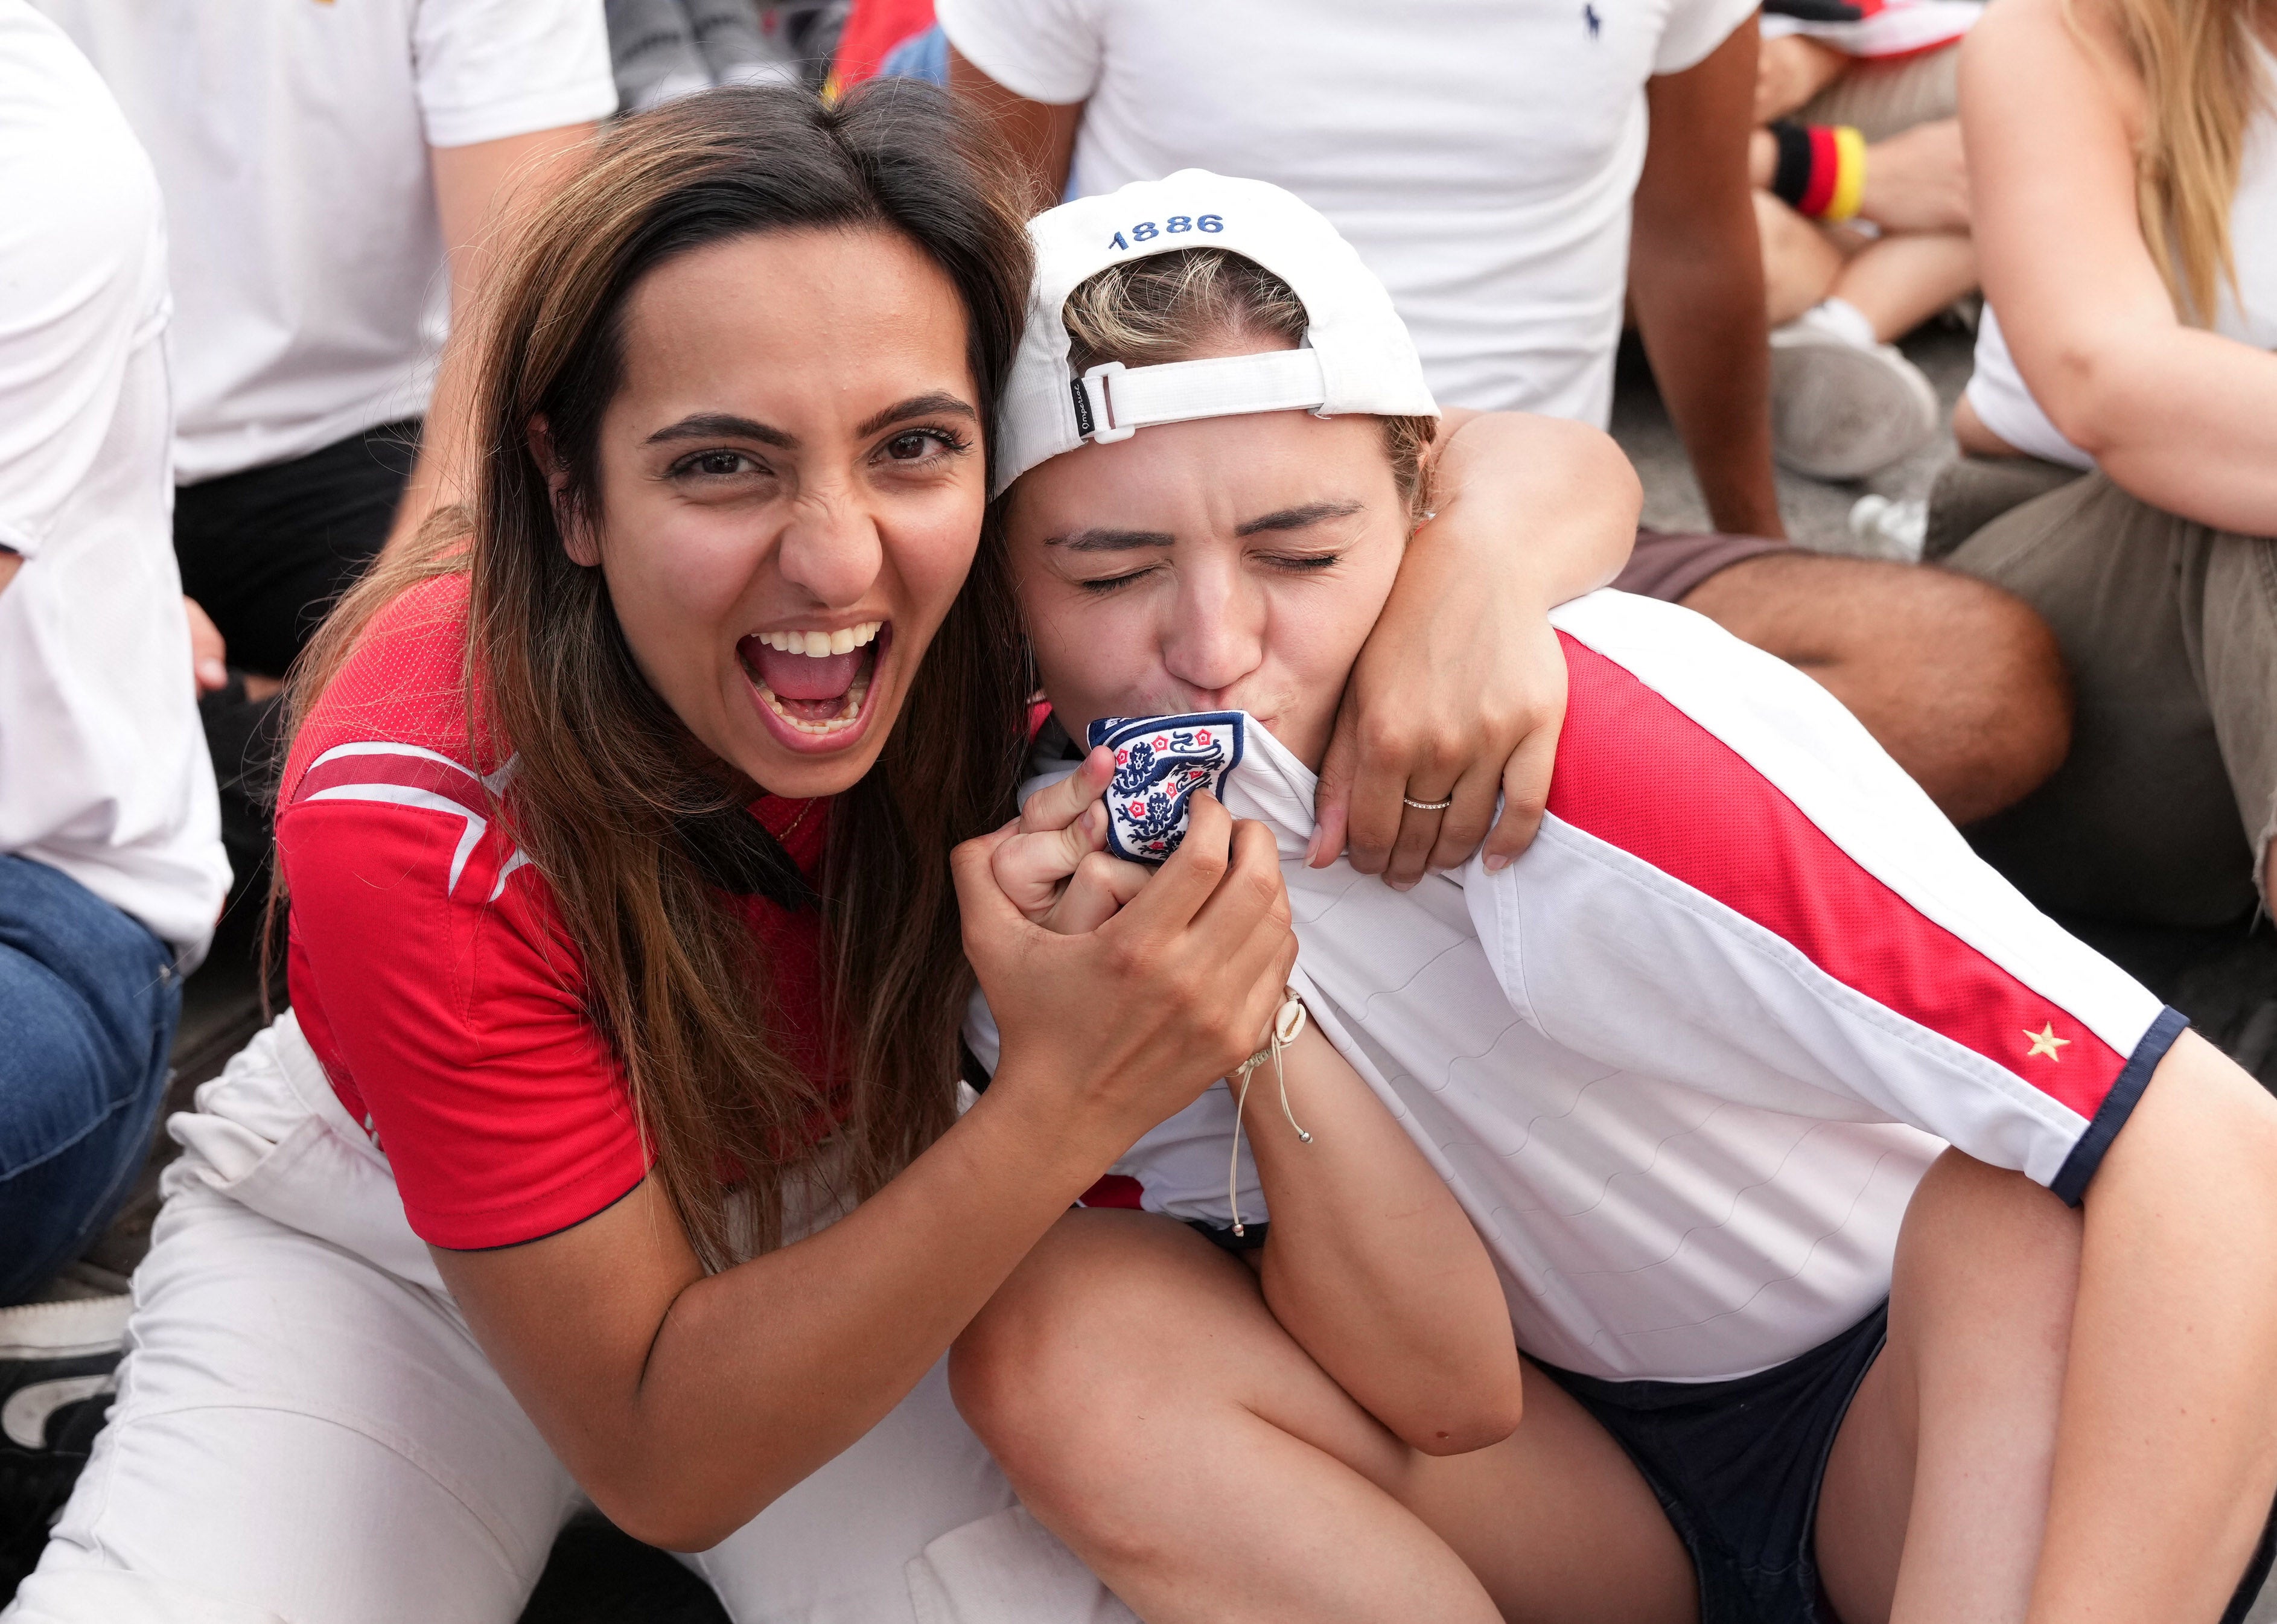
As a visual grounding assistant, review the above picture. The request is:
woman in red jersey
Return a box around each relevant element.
[5,83,1642,1624]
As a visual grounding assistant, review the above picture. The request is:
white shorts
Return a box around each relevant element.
[2,1013,1128,1624]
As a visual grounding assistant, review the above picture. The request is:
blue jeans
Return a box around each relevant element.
[0,855,180,1305]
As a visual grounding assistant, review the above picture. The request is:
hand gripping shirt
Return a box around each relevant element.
[967,590,2184,1382]
[275,575,835,1250]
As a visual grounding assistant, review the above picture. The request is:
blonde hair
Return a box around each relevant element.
[2084,0,2267,322]
[1060,249,1438,523]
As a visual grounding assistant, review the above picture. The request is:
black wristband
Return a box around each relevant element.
[1768,119,1815,210]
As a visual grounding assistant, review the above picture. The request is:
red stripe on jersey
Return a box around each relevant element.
[1078,1174,1145,1210]
[1546,635,2123,1122]
[294,748,490,821]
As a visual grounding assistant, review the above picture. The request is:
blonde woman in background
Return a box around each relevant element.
[1928,0,2277,935]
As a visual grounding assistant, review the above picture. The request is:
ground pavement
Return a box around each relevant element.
[12,326,2273,1622]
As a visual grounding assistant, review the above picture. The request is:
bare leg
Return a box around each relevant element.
[1756,190,1845,328]
[1816,1151,2081,1624]
[1830,231,1977,343]
[1678,551,2072,824]
[953,1209,1696,1624]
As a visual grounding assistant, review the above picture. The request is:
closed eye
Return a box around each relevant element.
[1260,551,1342,573]
[1074,565,1159,594]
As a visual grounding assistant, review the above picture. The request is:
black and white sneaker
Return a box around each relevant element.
[1,1291,129,1588]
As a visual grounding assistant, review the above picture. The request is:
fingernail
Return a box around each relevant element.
[1483,854,1509,873]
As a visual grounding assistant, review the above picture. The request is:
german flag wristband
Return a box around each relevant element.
[1768,120,1867,223]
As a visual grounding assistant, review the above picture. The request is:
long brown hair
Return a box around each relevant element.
[282,84,1033,1266]
[2080,0,2269,322]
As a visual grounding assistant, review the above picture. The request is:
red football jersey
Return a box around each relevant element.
[276,575,833,1249]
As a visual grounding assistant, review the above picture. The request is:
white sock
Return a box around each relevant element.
[1804,296,1879,350]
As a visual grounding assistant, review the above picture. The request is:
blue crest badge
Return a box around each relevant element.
[1085,711,1247,864]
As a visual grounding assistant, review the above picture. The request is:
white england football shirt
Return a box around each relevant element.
[33,0,617,483]
[0,3,229,963]
[967,591,2182,1383]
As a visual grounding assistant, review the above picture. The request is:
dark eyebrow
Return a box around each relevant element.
[856,391,979,438]
[645,413,794,450]
[1045,527,1177,553]
[1235,499,1365,537]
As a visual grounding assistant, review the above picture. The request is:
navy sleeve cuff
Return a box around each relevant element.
[2051,1005,2191,1205]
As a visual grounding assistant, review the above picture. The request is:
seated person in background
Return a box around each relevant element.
[944,0,2073,833]
[1928,0,2277,932]
[602,0,818,112]
[0,0,230,1564]
[943,173,2277,1624]
[33,0,615,903]
[1749,0,1981,480]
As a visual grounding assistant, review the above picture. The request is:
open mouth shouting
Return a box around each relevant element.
[736,619,894,754]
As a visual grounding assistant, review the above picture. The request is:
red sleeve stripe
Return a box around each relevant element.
[294,744,491,820]
[1545,635,2125,1123]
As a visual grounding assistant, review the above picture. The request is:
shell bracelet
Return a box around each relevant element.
[1227,987,1312,1237]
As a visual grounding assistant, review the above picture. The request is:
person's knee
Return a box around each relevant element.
[950,1214,1213,1506]
[1754,190,1840,325]
[1926,569,2073,805]
[1686,554,2072,822]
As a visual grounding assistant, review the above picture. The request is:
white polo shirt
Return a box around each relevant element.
[970,591,2180,1383]
[33,0,617,483]
[937,0,1759,425]
[0,3,229,963]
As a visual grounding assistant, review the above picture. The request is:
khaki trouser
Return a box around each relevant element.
[1930,458,2277,928]
[1795,41,1962,142]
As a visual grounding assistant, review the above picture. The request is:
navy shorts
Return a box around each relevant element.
[1537,1305,2277,1624]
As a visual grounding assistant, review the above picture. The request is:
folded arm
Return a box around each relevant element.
[1963,0,2277,532]
[1246,1017,1524,1454]
[430,800,1298,1551]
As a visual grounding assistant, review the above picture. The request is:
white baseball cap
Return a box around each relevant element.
[993,170,1438,497]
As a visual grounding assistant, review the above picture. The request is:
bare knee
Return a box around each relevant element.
[1756,190,1841,326]
[951,1212,1240,1526]
[1912,571,2072,821]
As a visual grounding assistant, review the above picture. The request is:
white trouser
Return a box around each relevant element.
[1,1012,1124,1624]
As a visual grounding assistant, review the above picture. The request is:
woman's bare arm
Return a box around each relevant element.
[432,797,1298,1552]
[1963,0,2277,532]
[1246,1022,1524,1455]
[1316,412,1641,885]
